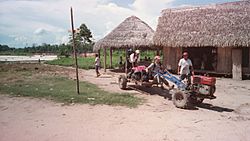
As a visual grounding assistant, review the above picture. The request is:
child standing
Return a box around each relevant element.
[95,54,101,77]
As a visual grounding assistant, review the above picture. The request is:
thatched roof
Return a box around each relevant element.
[94,16,155,51]
[153,0,250,47]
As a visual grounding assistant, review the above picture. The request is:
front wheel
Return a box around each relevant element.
[172,90,191,108]
[118,75,127,90]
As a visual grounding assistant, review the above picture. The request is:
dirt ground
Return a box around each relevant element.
[0,66,250,141]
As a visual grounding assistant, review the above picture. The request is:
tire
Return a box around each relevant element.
[172,90,191,108]
[211,86,216,95]
[191,97,204,105]
[118,75,127,90]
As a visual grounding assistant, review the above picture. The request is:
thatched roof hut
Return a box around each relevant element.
[153,1,250,80]
[153,0,250,47]
[94,16,155,51]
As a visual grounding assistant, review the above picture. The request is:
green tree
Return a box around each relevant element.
[69,23,93,53]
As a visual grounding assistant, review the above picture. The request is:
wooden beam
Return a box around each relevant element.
[125,48,128,74]
[232,48,242,80]
[110,48,112,69]
[104,47,107,72]
[98,49,101,67]
[70,7,80,94]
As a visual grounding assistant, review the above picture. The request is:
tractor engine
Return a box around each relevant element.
[192,76,216,96]
[129,66,149,82]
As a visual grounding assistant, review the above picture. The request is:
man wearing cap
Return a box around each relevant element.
[129,50,140,67]
[178,52,194,84]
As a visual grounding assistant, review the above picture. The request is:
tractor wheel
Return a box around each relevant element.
[191,97,204,105]
[211,86,216,94]
[172,90,191,108]
[118,75,127,90]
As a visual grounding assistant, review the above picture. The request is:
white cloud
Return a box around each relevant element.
[34,28,47,35]
[0,0,175,47]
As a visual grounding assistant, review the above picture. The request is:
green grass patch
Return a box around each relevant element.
[45,50,157,70]
[0,64,143,107]
[45,57,95,70]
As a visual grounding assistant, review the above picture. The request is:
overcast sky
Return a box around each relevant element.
[0,0,238,48]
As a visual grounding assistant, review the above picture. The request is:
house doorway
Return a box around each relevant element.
[183,47,217,71]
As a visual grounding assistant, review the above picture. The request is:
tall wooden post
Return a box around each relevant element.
[156,48,160,56]
[232,48,242,80]
[70,7,80,94]
[104,47,107,72]
[110,48,113,69]
[125,48,128,74]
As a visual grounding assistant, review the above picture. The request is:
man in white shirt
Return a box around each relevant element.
[178,52,194,84]
[129,50,140,67]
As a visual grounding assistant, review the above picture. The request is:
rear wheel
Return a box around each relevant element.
[191,97,204,105]
[118,75,127,90]
[172,90,191,108]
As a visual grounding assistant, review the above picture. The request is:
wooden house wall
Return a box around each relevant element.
[216,48,232,74]
[163,47,182,72]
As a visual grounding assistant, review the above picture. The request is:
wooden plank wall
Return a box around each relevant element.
[163,47,182,72]
[217,47,232,73]
[232,48,242,80]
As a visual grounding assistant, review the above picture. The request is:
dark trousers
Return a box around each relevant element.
[180,74,191,85]
[95,65,100,75]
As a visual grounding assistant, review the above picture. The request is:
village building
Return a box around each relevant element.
[153,1,250,80]
[93,16,155,72]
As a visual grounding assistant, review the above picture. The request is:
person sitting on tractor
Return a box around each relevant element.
[146,56,170,88]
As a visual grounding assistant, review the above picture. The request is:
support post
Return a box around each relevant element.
[110,48,113,69]
[70,7,80,94]
[156,48,160,56]
[232,48,242,80]
[98,49,101,67]
[125,48,128,74]
[104,47,107,72]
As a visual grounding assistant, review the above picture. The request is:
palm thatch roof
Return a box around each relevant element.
[94,16,155,51]
[153,0,250,48]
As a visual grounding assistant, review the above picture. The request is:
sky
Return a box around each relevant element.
[0,0,239,48]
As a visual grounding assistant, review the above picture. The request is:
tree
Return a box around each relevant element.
[69,23,93,53]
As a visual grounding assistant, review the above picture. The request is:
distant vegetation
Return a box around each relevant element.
[0,23,94,56]
[0,43,93,56]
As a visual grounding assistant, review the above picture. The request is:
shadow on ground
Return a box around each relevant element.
[127,85,172,100]
[197,103,234,112]
[126,84,234,112]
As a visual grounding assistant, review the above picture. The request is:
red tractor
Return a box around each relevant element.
[118,66,216,109]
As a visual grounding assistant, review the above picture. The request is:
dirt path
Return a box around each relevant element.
[1,67,250,141]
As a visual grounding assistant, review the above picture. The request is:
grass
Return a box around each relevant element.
[45,50,157,70]
[0,64,143,108]
[46,57,96,70]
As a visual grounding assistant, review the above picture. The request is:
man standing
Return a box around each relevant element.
[129,50,140,67]
[95,54,101,77]
[178,52,194,84]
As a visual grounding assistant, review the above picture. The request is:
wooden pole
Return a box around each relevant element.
[125,48,128,74]
[104,47,107,72]
[70,7,80,94]
[110,48,113,69]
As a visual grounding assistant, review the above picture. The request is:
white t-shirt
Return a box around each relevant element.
[95,57,100,66]
[129,53,140,63]
[178,58,193,75]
